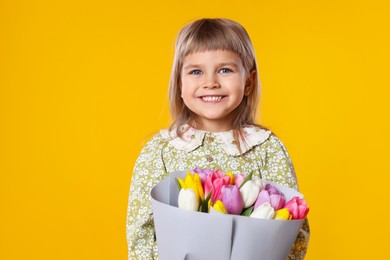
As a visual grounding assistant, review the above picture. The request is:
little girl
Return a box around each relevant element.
[126,18,310,259]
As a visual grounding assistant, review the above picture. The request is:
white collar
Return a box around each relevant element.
[160,125,271,156]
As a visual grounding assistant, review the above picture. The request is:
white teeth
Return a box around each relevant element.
[202,96,223,102]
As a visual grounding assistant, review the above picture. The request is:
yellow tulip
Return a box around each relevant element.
[177,177,187,189]
[193,173,204,201]
[213,200,227,214]
[184,172,194,188]
[274,208,292,220]
[184,173,201,204]
[225,171,234,185]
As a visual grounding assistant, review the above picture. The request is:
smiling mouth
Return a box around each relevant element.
[200,96,225,102]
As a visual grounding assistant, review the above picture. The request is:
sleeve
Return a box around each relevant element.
[126,134,168,260]
[258,134,310,260]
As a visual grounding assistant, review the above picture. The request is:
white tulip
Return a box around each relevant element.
[239,176,264,208]
[250,202,275,219]
[178,188,199,211]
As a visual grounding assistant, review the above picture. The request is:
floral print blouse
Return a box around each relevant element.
[126,125,310,259]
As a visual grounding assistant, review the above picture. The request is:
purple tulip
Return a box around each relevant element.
[191,167,213,184]
[221,185,244,215]
[254,184,286,210]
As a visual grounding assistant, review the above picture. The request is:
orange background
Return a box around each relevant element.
[1,0,389,259]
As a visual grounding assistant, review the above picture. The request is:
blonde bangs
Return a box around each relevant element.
[176,19,256,72]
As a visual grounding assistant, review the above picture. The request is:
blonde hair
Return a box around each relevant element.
[168,18,264,144]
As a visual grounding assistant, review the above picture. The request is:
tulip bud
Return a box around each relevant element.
[285,196,310,219]
[183,174,198,203]
[212,200,227,214]
[191,167,213,184]
[274,208,292,220]
[240,176,263,208]
[204,172,231,204]
[234,174,246,188]
[193,173,204,201]
[177,177,187,189]
[250,202,275,219]
[254,184,286,211]
[178,188,199,211]
[221,185,244,215]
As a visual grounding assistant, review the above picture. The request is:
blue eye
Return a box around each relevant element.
[219,68,232,73]
[190,69,202,75]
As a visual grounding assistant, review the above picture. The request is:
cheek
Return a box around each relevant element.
[180,84,190,100]
[180,78,195,95]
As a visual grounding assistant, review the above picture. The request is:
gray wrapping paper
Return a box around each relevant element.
[151,171,304,260]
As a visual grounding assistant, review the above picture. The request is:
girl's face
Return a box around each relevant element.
[180,50,252,132]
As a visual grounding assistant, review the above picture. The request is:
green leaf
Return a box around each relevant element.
[200,191,212,212]
[239,171,254,189]
[175,178,182,191]
[242,206,254,216]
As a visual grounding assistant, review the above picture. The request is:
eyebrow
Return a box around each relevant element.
[183,62,240,70]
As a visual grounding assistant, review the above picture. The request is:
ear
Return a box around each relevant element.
[244,70,257,96]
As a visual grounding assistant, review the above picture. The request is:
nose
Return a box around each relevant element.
[203,74,221,89]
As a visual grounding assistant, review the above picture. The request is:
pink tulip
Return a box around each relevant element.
[284,196,310,219]
[204,171,231,203]
[221,185,244,215]
[234,174,246,188]
[254,184,286,211]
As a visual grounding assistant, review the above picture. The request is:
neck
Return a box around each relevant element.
[191,119,233,133]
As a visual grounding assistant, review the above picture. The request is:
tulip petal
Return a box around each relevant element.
[240,180,261,208]
[225,171,234,185]
[221,185,244,215]
[234,174,246,188]
[298,205,310,219]
[269,194,286,211]
[298,198,307,207]
[184,173,200,204]
[250,202,275,219]
[204,176,213,200]
[214,170,224,178]
[211,178,224,202]
[178,188,199,211]
[177,177,187,189]
[285,198,299,219]
[254,189,270,209]
[213,200,227,214]
[193,174,204,201]
[265,184,279,194]
[274,208,292,220]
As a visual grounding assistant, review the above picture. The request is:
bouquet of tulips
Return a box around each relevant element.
[176,168,309,220]
[151,169,309,260]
